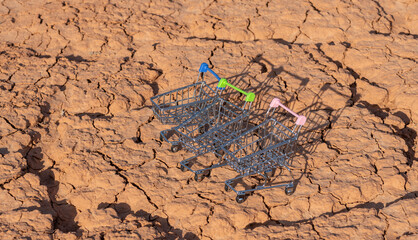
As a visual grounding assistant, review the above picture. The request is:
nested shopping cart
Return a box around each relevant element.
[221,98,306,203]
[151,63,225,125]
[161,78,256,181]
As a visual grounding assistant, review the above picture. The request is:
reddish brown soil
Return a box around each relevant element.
[0,0,417,239]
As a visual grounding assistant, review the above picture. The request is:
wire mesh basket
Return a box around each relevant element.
[151,63,223,125]
[222,98,306,203]
[161,78,255,153]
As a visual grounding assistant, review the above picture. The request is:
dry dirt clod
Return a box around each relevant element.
[0,0,416,239]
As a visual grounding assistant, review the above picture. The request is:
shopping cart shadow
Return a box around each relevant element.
[283,98,342,193]
[215,55,348,197]
[216,54,310,124]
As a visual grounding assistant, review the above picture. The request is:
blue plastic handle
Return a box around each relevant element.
[199,63,209,73]
[199,63,224,89]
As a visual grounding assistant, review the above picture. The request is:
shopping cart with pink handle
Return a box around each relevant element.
[222,98,306,203]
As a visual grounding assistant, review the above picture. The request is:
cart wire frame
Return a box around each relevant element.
[151,63,222,125]
[152,62,308,203]
[161,78,255,152]
[160,79,256,180]
[173,98,252,177]
[221,98,306,202]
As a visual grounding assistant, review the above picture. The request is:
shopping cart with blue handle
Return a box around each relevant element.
[151,63,224,125]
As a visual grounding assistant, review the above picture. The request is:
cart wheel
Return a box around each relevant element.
[179,165,186,172]
[285,187,294,196]
[194,174,204,182]
[224,184,232,192]
[171,144,180,152]
[159,133,164,142]
[236,194,247,203]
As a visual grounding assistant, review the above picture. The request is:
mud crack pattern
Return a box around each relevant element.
[0,0,417,239]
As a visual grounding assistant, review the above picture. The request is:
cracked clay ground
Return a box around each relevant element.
[0,0,417,239]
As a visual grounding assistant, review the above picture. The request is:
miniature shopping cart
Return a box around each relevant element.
[151,63,224,125]
[161,79,255,181]
[222,98,306,203]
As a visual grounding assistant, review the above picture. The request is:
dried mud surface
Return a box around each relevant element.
[0,0,417,239]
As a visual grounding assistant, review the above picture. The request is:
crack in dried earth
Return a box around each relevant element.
[0,0,416,239]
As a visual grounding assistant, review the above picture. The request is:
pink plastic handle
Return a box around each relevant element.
[269,98,306,126]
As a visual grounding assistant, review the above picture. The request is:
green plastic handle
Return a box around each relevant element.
[217,78,255,102]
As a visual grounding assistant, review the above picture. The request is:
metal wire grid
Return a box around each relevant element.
[223,118,297,176]
[171,98,251,154]
[150,81,217,124]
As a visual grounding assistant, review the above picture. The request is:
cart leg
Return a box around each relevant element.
[225,176,251,202]
[259,169,275,186]
[283,165,296,195]
[160,129,177,143]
